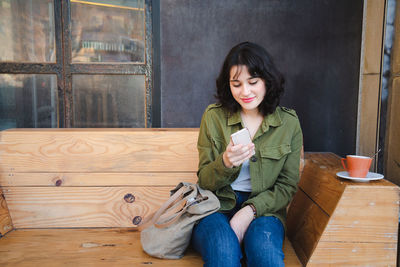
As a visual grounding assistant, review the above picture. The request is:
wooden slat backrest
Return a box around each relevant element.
[0,129,199,228]
[0,129,199,173]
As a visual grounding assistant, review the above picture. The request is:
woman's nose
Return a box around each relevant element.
[241,84,251,95]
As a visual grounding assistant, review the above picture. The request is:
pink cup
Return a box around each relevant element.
[341,155,372,178]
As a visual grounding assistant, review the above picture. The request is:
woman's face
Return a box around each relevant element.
[229,65,266,114]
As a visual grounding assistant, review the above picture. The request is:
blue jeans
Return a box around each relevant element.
[191,191,285,267]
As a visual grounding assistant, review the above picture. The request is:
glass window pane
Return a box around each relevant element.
[71,0,145,63]
[73,75,146,127]
[0,0,56,62]
[0,74,58,129]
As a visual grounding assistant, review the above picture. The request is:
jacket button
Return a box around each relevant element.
[250,155,257,162]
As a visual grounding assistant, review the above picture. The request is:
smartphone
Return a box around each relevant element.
[231,128,255,155]
[231,128,252,145]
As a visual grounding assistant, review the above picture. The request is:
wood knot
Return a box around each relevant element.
[55,179,63,186]
[124,193,135,203]
[132,216,142,225]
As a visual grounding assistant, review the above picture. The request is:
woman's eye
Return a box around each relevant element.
[231,83,241,88]
[249,80,258,85]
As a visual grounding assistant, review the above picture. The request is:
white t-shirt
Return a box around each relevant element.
[231,159,252,192]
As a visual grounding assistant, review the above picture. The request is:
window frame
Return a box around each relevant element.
[0,0,153,128]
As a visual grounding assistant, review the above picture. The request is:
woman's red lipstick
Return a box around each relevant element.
[241,97,255,103]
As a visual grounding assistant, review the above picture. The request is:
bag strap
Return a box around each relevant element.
[154,191,207,228]
[153,184,197,228]
[137,184,195,230]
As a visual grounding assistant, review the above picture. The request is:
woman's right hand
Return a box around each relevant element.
[222,140,255,168]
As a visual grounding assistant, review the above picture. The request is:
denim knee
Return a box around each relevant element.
[191,212,242,267]
[244,216,285,267]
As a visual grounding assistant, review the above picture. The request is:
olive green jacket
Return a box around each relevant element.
[197,104,303,225]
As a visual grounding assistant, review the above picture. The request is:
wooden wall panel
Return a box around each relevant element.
[391,0,400,75]
[358,74,381,169]
[385,67,400,185]
[3,186,175,228]
[362,0,385,74]
[0,129,199,173]
[357,0,386,169]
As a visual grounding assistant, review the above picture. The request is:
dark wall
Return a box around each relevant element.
[158,0,363,157]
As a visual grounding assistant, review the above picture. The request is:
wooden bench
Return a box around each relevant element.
[0,129,398,266]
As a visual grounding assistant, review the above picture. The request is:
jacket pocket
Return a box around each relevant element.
[258,144,292,189]
[260,144,291,160]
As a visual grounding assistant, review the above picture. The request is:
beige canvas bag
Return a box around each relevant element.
[139,182,220,259]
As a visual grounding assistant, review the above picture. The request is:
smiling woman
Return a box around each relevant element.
[193,42,303,267]
[216,42,285,119]
[229,65,266,116]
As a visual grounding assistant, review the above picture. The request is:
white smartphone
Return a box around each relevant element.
[231,128,252,145]
[231,128,255,156]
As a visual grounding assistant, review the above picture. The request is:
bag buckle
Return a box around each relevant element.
[187,195,209,207]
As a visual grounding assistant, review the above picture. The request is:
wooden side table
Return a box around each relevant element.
[287,152,399,266]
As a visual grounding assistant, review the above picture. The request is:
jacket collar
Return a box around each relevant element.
[227,107,283,133]
[227,110,242,126]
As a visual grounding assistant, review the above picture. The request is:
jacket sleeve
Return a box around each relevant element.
[243,119,303,216]
[197,110,240,191]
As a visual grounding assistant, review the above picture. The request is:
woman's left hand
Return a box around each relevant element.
[229,205,254,244]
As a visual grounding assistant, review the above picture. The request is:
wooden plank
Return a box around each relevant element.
[385,77,400,186]
[3,187,177,228]
[0,188,13,236]
[0,229,300,266]
[286,189,330,266]
[358,74,380,169]
[308,242,397,266]
[320,186,399,243]
[391,0,400,75]
[362,0,385,75]
[357,0,385,170]
[0,172,198,187]
[0,129,199,172]
[300,153,345,216]
[0,229,203,266]
[385,0,400,187]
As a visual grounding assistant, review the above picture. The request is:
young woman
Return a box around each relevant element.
[191,42,303,266]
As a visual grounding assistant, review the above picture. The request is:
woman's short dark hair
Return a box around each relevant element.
[216,42,285,116]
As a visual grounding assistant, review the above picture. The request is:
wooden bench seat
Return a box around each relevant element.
[0,229,300,266]
[0,129,398,266]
